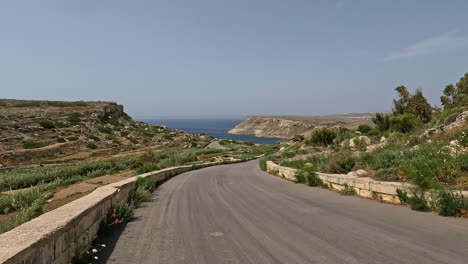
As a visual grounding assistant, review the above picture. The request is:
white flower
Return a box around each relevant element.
[101,244,106,247]
[92,249,98,253]
[94,256,99,260]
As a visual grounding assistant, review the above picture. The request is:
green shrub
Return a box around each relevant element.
[373,168,404,182]
[397,188,430,211]
[67,113,82,124]
[23,141,44,149]
[281,151,296,158]
[372,113,391,131]
[359,145,411,170]
[86,143,98,149]
[127,136,139,144]
[120,131,129,137]
[310,128,336,146]
[340,183,356,195]
[163,134,173,140]
[56,137,66,143]
[0,198,45,234]
[328,153,356,173]
[127,177,157,208]
[357,124,372,134]
[0,188,44,214]
[294,171,307,184]
[38,120,55,129]
[136,163,160,174]
[55,122,68,128]
[259,157,268,171]
[389,114,422,133]
[97,126,113,134]
[66,136,78,141]
[87,135,100,142]
[434,190,465,216]
[401,143,455,190]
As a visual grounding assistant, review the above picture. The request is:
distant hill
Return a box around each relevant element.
[0,99,202,168]
[228,113,375,139]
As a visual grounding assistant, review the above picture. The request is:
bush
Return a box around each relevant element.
[281,151,296,158]
[373,168,404,182]
[310,128,336,146]
[434,190,466,216]
[401,143,455,190]
[127,177,157,208]
[397,188,430,211]
[86,143,98,149]
[67,113,82,124]
[372,113,391,131]
[135,163,160,174]
[294,171,307,184]
[389,114,422,133]
[87,135,100,142]
[97,126,113,134]
[292,135,305,142]
[357,124,372,134]
[328,153,356,173]
[127,136,139,144]
[340,183,356,195]
[38,120,55,129]
[55,122,68,128]
[56,137,66,143]
[66,136,78,141]
[259,157,268,171]
[23,141,44,149]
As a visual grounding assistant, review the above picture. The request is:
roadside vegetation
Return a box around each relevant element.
[266,72,468,217]
[0,140,277,234]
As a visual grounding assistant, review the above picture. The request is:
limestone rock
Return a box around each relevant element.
[349,136,371,148]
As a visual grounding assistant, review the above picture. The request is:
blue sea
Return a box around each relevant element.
[142,119,282,145]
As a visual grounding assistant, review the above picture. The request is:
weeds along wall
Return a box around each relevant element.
[265,161,443,203]
[0,162,220,264]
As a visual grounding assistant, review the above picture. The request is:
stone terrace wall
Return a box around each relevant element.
[0,162,221,264]
[267,161,413,203]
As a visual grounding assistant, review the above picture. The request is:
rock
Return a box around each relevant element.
[347,171,358,177]
[349,136,371,148]
[356,169,367,177]
[380,136,387,143]
[444,113,461,126]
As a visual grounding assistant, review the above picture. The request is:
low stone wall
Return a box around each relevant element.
[266,161,413,203]
[0,162,221,264]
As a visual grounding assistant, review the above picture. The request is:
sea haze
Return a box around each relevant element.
[142,119,282,145]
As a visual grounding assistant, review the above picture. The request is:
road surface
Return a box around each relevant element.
[103,160,468,264]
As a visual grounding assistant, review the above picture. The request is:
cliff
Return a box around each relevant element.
[228,114,374,139]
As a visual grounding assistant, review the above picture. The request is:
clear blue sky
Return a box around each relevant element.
[1,0,468,118]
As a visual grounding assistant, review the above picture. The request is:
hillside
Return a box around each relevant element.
[0,99,201,168]
[228,113,374,139]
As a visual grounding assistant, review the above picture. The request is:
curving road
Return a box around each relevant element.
[104,160,468,264]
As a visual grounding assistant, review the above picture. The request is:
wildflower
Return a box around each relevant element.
[92,249,98,253]
[101,244,106,247]
[94,256,99,260]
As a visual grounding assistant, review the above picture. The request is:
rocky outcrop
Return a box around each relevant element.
[230,114,374,139]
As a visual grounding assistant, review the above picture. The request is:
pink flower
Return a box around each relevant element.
[114,219,120,224]
[112,213,117,218]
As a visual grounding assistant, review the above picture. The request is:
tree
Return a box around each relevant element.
[440,84,456,106]
[392,86,432,123]
[408,89,432,123]
[454,73,468,106]
[393,86,411,115]
[440,73,468,108]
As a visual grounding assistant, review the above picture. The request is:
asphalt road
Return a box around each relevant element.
[104,160,468,264]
